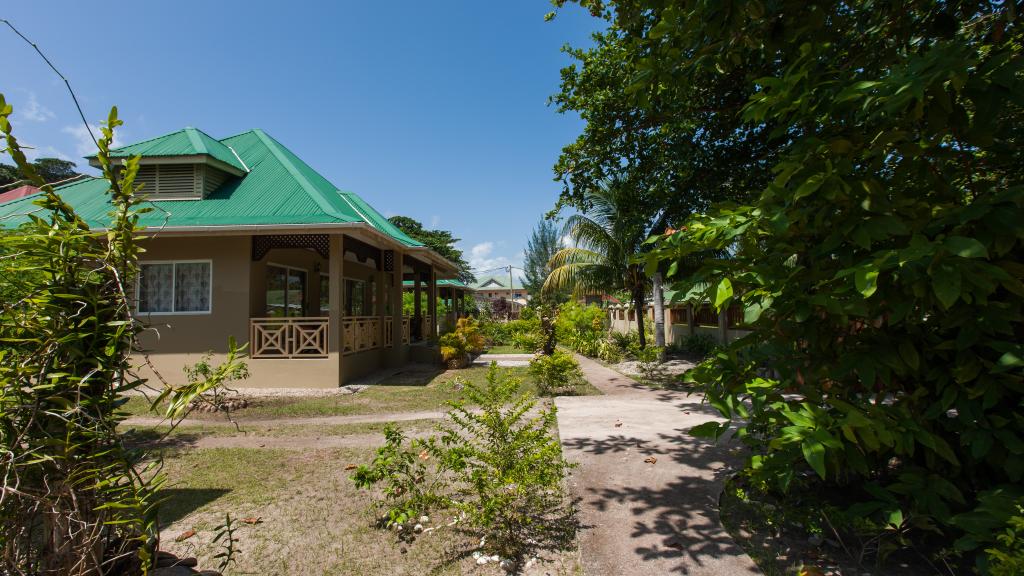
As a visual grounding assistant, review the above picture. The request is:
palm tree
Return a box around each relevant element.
[543,182,654,347]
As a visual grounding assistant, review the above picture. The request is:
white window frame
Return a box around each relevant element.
[136,259,213,315]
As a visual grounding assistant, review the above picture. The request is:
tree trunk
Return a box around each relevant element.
[633,287,647,348]
[652,272,666,355]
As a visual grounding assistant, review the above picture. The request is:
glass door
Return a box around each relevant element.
[266,264,307,317]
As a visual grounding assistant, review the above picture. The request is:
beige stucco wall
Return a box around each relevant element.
[607,305,750,346]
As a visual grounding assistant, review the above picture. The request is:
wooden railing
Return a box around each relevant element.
[384,319,394,348]
[402,317,411,344]
[423,315,433,339]
[250,317,328,359]
[343,316,380,355]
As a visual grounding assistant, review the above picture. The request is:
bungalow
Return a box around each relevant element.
[0,127,460,388]
[471,275,528,311]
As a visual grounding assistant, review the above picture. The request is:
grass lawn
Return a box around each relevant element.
[123,364,601,421]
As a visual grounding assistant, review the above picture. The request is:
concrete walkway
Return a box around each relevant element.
[556,354,760,575]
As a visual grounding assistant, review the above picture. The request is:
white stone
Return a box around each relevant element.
[419,515,430,524]
[476,557,488,566]
[413,523,423,533]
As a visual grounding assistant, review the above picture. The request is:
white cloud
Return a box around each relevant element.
[17,92,55,123]
[560,233,574,248]
[22,143,72,163]
[469,241,518,272]
[62,123,124,157]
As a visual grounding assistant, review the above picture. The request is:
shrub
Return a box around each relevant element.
[988,505,1024,576]
[511,330,543,353]
[678,333,717,357]
[529,351,585,396]
[439,317,485,367]
[554,301,605,343]
[634,345,664,380]
[354,364,574,561]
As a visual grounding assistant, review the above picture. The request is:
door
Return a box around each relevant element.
[266,264,307,317]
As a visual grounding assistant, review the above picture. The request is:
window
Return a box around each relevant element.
[319,274,330,316]
[266,264,306,317]
[138,260,211,314]
[345,278,376,316]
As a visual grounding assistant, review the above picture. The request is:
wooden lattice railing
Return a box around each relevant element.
[402,317,411,344]
[250,317,329,358]
[343,316,380,355]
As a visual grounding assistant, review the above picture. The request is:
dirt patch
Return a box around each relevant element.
[157,446,582,575]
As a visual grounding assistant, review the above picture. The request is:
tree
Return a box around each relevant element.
[0,157,80,187]
[522,218,562,299]
[549,19,774,229]
[544,181,653,347]
[575,0,1024,566]
[388,215,475,284]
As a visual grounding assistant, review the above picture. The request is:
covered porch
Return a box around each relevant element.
[245,232,455,383]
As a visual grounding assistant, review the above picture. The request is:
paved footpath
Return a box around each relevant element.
[556,354,761,576]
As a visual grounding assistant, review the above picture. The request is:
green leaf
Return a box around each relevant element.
[932,266,962,309]
[898,341,919,371]
[855,264,879,297]
[714,278,733,309]
[943,236,989,259]
[793,173,825,200]
[801,439,827,479]
[689,421,728,442]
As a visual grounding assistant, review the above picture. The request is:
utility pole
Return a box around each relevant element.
[507,265,514,321]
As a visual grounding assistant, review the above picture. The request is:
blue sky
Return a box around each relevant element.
[1,1,599,276]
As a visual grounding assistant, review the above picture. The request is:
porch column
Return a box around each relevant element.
[413,275,422,340]
[428,266,438,340]
[377,265,386,355]
[329,234,344,382]
[390,251,404,362]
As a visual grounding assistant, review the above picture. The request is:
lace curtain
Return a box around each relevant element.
[175,262,210,312]
[138,262,210,313]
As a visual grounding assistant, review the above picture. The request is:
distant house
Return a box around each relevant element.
[0,127,460,388]
[471,275,528,311]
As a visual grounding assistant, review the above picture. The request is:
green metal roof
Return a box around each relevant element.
[403,278,469,288]
[106,127,246,172]
[0,128,424,251]
[471,275,525,290]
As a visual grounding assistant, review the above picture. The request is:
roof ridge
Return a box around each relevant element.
[250,129,348,223]
[183,127,208,155]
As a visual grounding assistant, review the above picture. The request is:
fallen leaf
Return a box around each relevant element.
[174,529,195,542]
[644,456,658,465]
[614,421,623,428]
[418,450,430,461]
[241,517,263,525]
[344,464,358,470]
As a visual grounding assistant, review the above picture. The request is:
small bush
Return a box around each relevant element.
[634,345,663,380]
[679,333,717,357]
[528,351,584,396]
[988,505,1024,576]
[439,318,486,367]
[354,364,574,561]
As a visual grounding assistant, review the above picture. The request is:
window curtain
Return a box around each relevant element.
[139,263,173,313]
[175,262,211,312]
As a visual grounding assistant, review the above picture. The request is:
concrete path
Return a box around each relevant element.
[474,352,535,367]
[556,354,760,576]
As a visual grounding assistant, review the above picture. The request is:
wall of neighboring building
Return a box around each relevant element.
[608,303,750,346]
